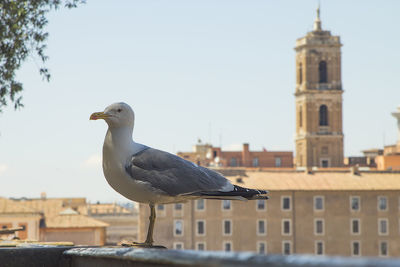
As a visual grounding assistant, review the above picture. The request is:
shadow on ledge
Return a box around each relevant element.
[2,246,400,267]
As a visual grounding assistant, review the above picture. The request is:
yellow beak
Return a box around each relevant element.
[90,112,109,120]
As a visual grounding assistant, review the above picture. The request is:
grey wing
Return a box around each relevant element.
[125,148,232,196]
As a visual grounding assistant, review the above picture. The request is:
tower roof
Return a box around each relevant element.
[313,4,322,31]
[295,5,341,50]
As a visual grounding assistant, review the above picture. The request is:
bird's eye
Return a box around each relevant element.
[117,108,122,113]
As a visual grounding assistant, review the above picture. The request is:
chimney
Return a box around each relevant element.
[243,143,249,152]
[242,143,250,167]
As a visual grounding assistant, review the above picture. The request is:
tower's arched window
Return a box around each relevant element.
[299,63,303,84]
[319,61,327,83]
[319,105,328,126]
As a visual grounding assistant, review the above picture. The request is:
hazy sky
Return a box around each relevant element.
[0,1,399,202]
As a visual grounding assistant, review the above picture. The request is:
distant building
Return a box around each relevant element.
[344,156,368,167]
[294,6,344,168]
[344,149,383,168]
[2,195,108,245]
[139,168,400,257]
[375,106,400,170]
[138,10,400,257]
[177,141,293,168]
[12,194,88,216]
[0,198,42,241]
[87,202,138,245]
[40,208,108,245]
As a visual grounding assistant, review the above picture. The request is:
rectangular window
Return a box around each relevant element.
[282,196,291,211]
[256,199,266,211]
[314,196,324,211]
[352,241,361,256]
[223,241,232,252]
[196,220,206,235]
[315,219,324,235]
[379,218,388,235]
[174,220,183,236]
[282,241,291,255]
[257,242,267,254]
[230,158,237,167]
[282,219,291,235]
[252,157,259,167]
[378,196,388,211]
[275,157,282,167]
[222,200,231,210]
[321,159,329,168]
[196,220,205,236]
[196,199,205,211]
[350,196,360,211]
[155,204,166,217]
[380,241,388,257]
[173,203,184,217]
[257,220,267,236]
[196,242,206,251]
[315,241,324,255]
[223,220,232,235]
[173,242,184,250]
[351,219,360,235]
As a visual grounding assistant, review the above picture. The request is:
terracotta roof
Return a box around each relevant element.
[0,198,40,214]
[226,170,400,191]
[45,212,109,228]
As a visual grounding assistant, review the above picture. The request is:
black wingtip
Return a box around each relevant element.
[251,195,269,200]
[196,185,269,201]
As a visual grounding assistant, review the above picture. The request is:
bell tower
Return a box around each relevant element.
[294,7,344,168]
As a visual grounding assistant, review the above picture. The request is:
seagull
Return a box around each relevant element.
[90,102,268,247]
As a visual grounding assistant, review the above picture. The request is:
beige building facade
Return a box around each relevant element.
[40,208,108,245]
[139,169,400,257]
[0,198,42,241]
[1,196,109,245]
[295,7,344,168]
[87,202,138,245]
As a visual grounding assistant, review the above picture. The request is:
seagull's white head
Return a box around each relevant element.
[90,102,135,128]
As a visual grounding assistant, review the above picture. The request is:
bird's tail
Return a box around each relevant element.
[193,185,269,201]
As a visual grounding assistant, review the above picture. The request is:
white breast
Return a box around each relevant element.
[102,128,175,204]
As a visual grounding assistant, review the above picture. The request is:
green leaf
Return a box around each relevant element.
[0,0,85,112]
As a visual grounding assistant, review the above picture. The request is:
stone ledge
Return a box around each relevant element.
[2,246,400,267]
[0,245,72,267]
[64,247,400,267]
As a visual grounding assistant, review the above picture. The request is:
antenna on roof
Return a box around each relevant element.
[383,131,386,147]
[208,122,212,144]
